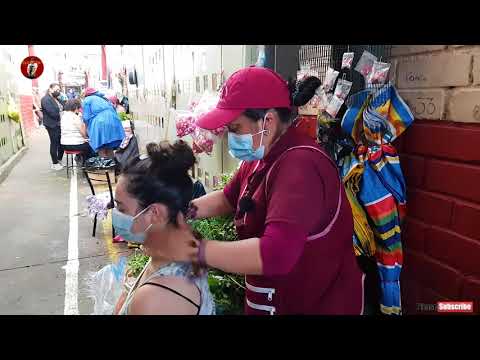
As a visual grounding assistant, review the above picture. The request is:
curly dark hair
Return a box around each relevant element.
[121,140,196,225]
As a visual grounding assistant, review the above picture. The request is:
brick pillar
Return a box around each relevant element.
[19,95,34,136]
[390,45,480,314]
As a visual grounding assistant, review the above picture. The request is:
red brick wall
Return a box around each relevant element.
[396,120,480,314]
[19,95,34,137]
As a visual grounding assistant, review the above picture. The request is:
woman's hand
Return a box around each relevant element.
[143,212,200,263]
[189,190,234,219]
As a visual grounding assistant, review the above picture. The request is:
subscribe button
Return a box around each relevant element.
[437,302,474,313]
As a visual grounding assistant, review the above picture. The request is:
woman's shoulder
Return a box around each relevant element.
[61,111,73,120]
[129,276,200,315]
[62,111,80,121]
[279,144,334,171]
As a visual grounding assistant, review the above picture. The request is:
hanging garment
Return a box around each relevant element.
[357,146,403,315]
[341,84,414,315]
[339,153,375,257]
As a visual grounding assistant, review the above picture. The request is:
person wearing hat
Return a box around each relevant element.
[141,66,365,315]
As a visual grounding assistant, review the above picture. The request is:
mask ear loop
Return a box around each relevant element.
[252,112,269,147]
[132,205,153,233]
[259,113,268,143]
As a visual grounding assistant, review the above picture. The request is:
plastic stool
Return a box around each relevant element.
[65,150,82,177]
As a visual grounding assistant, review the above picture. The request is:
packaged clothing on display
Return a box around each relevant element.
[334,78,353,100]
[341,52,355,70]
[367,61,391,85]
[322,67,340,92]
[326,95,345,118]
[354,50,378,78]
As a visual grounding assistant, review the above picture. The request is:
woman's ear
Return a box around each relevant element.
[264,111,274,123]
[263,111,277,135]
[148,203,170,225]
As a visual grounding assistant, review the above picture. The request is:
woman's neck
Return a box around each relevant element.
[144,226,178,272]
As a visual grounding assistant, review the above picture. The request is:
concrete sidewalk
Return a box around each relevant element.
[0,127,129,314]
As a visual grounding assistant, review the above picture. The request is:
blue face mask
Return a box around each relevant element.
[112,206,152,244]
[228,116,267,162]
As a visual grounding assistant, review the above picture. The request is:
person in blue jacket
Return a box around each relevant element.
[82,87,125,158]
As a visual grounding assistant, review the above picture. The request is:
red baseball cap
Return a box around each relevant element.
[196,66,292,130]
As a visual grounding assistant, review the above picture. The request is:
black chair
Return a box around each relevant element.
[83,169,116,238]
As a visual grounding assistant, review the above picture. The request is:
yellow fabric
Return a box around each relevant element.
[378,226,401,241]
[380,304,402,315]
[343,159,376,257]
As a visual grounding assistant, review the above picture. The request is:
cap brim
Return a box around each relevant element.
[196,107,244,130]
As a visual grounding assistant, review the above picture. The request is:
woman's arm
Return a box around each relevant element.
[190,163,245,219]
[202,221,307,276]
[145,212,308,277]
[203,237,263,275]
[81,99,94,124]
[191,190,234,219]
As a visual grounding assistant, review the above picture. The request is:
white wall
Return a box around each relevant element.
[125,45,258,190]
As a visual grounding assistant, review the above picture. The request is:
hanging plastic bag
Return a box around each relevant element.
[341,52,355,70]
[326,95,345,118]
[188,100,198,111]
[191,126,217,155]
[297,69,308,81]
[354,50,378,79]
[192,92,219,118]
[87,257,127,315]
[297,64,310,81]
[85,156,116,170]
[188,92,225,152]
[367,61,391,85]
[317,88,333,112]
[322,67,339,92]
[176,93,225,141]
[334,78,353,100]
[210,126,227,138]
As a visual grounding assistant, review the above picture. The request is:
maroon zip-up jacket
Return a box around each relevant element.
[223,127,364,315]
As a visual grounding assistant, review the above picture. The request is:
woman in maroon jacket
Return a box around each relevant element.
[142,66,365,315]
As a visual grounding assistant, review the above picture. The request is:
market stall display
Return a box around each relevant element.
[295,47,413,315]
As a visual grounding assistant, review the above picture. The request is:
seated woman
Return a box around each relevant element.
[113,140,215,315]
[81,87,125,159]
[60,99,96,163]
